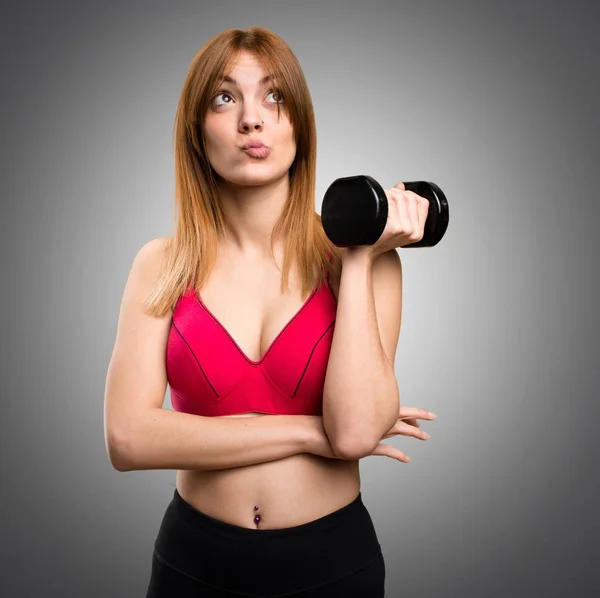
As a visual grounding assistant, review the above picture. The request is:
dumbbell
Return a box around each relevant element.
[321,175,449,248]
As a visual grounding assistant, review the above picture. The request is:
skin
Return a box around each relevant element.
[176,51,364,529]
[203,50,296,259]
[176,51,434,528]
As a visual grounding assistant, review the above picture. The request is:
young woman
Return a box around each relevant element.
[104,26,435,597]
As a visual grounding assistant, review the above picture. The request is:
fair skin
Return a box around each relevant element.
[173,51,373,526]
[178,52,432,524]
[104,50,434,530]
[203,51,296,260]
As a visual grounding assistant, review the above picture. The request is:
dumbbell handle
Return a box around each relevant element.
[402,181,449,248]
[321,175,449,248]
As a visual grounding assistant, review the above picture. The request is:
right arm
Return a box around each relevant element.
[103,237,328,472]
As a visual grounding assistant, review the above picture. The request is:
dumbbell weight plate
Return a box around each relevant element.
[321,175,388,247]
[321,174,449,248]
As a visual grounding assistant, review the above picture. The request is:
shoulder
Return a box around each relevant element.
[136,236,172,260]
[133,236,171,267]
[129,236,172,286]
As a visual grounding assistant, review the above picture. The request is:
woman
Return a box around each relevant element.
[104,26,435,597]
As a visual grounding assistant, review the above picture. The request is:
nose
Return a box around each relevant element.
[239,117,264,133]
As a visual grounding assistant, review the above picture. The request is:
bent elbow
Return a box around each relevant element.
[105,427,136,472]
[333,436,373,461]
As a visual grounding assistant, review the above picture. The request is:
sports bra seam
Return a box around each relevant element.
[292,319,336,397]
[169,278,336,415]
[171,320,219,397]
[259,362,294,398]
[212,368,252,402]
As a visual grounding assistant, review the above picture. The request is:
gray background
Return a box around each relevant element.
[2,0,599,596]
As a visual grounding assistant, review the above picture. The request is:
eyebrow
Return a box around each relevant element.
[221,74,277,86]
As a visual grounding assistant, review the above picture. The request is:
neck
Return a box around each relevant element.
[217,174,290,258]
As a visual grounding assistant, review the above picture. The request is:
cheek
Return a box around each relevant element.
[278,123,295,149]
[280,130,296,159]
[204,116,228,142]
[204,128,232,159]
[286,133,297,158]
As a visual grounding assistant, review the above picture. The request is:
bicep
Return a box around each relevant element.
[104,237,172,453]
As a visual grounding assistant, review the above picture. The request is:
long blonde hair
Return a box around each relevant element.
[144,26,342,317]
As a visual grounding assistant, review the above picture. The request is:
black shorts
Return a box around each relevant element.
[146,488,386,597]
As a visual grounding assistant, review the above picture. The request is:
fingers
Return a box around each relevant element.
[383,419,430,441]
[396,420,430,440]
[386,188,412,238]
[387,187,429,242]
[372,402,436,463]
[373,442,411,463]
[395,406,435,440]
[399,406,437,421]
[405,193,421,237]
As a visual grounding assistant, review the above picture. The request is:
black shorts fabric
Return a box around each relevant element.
[146,488,386,597]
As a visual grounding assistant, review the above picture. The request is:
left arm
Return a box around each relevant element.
[322,247,403,460]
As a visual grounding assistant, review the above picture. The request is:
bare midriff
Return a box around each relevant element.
[176,412,360,530]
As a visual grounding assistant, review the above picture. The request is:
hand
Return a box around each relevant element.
[392,404,437,433]
[307,406,435,463]
[365,405,435,463]
[366,182,430,260]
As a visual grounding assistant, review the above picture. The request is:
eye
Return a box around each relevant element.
[266,89,284,104]
[212,91,234,107]
[212,88,284,107]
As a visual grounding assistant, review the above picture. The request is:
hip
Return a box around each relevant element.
[149,483,384,596]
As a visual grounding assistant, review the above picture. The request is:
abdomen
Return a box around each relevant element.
[176,414,360,529]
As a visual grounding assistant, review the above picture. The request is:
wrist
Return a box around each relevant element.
[300,416,323,453]
[341,246,375,265]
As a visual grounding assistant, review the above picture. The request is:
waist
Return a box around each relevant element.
[176,452,360,529]
[154,475,381,595]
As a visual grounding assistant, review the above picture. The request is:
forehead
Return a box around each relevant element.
[222,52,276,84]
[227,50,264,70]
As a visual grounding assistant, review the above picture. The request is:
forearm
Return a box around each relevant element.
[108,409,317,472]
[323,249,399,458]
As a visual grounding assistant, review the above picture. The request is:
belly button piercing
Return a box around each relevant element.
[254,505,261,525]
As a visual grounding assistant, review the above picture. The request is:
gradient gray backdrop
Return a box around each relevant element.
[2,0,598,596]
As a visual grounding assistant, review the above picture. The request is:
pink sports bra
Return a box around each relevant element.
[166,273,337,417]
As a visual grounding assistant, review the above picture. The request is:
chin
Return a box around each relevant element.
[233,168,286,185]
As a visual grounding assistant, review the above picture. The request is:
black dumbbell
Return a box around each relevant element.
[321,174,449,248]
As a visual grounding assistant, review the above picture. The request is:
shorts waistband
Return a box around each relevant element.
[154,488,382,595]
[170,487,365,540]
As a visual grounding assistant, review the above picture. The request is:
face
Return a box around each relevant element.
[203,51,296,187]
